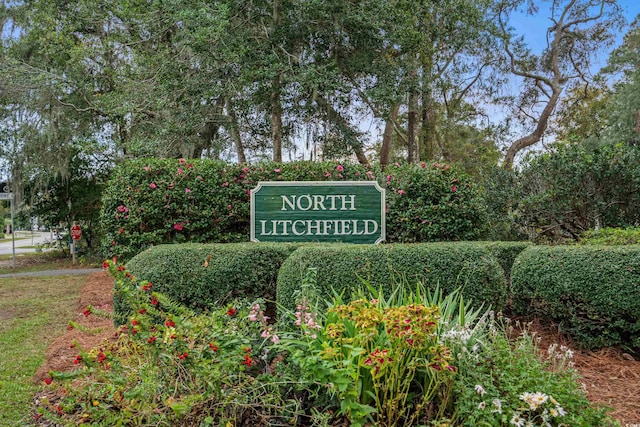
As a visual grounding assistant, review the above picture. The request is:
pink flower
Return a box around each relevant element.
[324,171,331,177]
[394,162,400,167]
[185,188,191,193]
[117,205,129,213]
[386,175,392,183]
[242,167,249,173]
[143,166,151,172]
[222,182,229,187]
[178,158,186,165]
[336,164,344,172]
[451,185,457,192]
[149,182,157,189]
[274,168,281,173]
[177,168,183,174]
[173,223,183,231]
[228,205,233,210]
[397,189,405,195]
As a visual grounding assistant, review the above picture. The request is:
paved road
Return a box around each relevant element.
[0,268,102,278]
[0,231,54,255]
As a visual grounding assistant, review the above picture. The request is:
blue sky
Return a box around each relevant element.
[511,0,640,72]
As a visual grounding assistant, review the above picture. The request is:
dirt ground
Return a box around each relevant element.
[34,271,640,425]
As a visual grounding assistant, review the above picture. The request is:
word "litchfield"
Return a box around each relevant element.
[259,219,379,236]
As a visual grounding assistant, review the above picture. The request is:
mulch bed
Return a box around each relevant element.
[33,272,640,425]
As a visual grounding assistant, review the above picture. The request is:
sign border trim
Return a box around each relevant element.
[250,181,386,244]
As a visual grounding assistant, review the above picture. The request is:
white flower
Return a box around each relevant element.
[491,399,502,414]
[531,392,549,408]
[556,405,567,416]
[478,401,486,410]
[475,384,486,396]
[510,413,525,427]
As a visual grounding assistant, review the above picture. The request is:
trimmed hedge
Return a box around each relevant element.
[117,243,300,324]
[511,245,640,350]
[474,241,531,282]
[276,243,507,314]
[100,159,486,260]
[580,227,640,245]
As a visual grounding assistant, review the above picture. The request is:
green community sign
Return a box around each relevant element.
[250,181,385,244]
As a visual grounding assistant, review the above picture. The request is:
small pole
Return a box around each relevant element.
[10,195,15,268]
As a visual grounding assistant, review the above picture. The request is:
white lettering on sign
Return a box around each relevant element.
[281,194,357,211]
[259,219,378,237]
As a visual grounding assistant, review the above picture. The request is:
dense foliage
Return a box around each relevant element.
[276,243,507,315]
[511,245,640,350]
[118,243,300,325]
[37,261,617,426]
[100,159,486,260]
[580,227,640,245]
[487,141,640,242]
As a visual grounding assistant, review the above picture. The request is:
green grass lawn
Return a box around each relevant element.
[0,275,87,426]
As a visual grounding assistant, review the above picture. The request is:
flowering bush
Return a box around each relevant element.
[36,262,618,426]
[99,159,485,260]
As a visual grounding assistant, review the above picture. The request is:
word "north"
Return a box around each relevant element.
[281,194,356,211]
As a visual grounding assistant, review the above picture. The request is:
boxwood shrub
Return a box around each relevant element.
[472,241,531,282]
[276,242,506,314]
[100,159,486,261]
[116,243,300,324]
[511,245,640,350]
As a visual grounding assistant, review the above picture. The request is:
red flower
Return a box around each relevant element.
[117,265,125,271]
[102,261,109,269]
[131,328,138,335]
[142,283,153,291]
[97,352,107,363]
[44,377,53,385]
[242,355,253,366]
[73,355,82,365]
[147,336,157,344]
[165,320,175,328]
[173,223,183,231]
[226,307,237,317]
[178,352,188,360]
[138,308,147,315]
[150,296,159,306]
[119,227,125,234]
[131,319,138,326]
[66,324,74,331]
[82,307,91,317]
[209,343,218,351]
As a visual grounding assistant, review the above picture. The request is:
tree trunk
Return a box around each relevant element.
[503,88,562,169]
[270,73,283,163]
[420,89,436,161]
[225,98,247,163]
[315,95,369,165]
[380,104,400,167]
[407,90,420,163]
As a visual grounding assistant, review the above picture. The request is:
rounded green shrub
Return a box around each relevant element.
[276,242,506,314]
[580,227,640,245]
[511,245,640,350]
[117,243,300,324]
